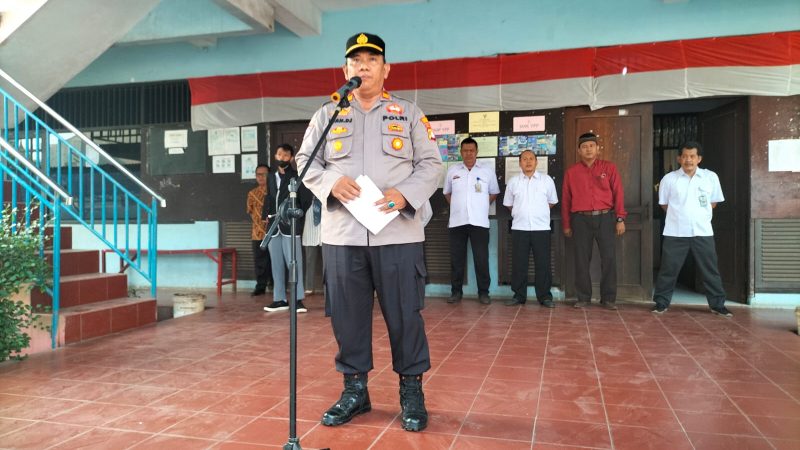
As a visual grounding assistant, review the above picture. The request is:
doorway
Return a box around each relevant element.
[651,97,749,304]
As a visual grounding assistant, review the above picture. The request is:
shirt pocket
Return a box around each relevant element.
[326,124,354,159]
[381,119,412,159]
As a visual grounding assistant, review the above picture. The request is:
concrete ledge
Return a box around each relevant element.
[749,293,800,309]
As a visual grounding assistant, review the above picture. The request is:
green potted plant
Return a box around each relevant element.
[0,205,50,362]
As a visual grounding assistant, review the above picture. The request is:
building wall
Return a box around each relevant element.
[749,96,800,219]
[749,95,800,306]
[67,0,800,87]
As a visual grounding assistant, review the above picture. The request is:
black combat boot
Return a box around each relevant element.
[399,374,428,432]
[321,373,371,426]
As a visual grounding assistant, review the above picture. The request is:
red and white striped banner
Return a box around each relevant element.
[189,31,800,130]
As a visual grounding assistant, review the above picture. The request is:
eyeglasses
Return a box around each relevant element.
[255,173,268,177]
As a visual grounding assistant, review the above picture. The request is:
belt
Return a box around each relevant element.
[574,209,611,216]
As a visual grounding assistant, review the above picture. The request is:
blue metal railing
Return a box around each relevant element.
[1,137,70,349]
[1,69,165,348]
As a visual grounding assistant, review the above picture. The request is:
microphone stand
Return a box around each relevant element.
[260,94,350,450]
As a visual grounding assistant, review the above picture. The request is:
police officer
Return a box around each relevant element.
[295,32,442,432]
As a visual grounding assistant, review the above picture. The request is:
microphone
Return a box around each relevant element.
[330,76,362,102]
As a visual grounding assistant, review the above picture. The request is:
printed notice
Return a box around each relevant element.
[343,175,399,235]
[513,115,545,132]
[212,155,235,173]
[240,126,258,153]
[241,154,258,179]
[468,111,500,133]
[430,120,455,136]
[473,136,498,158]
[164,129,187,148]
[768,139,800,172]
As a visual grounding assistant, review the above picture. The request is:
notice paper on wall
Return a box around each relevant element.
[429,120,455,136]
[513,115,545,132]
[240,126,258,153]
[473,136,498,158]
[768,139,800,172]
[212,155,236,173]
[164,129,188,148]
[469,111,500,133]
[241,154,258,179]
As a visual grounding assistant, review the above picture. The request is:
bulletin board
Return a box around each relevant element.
[144,126,207,176]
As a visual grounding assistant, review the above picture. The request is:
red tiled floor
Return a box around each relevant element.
[0,292,798,449]
[51,428,153,450]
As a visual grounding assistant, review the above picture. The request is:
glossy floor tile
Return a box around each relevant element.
[0,291,798,449]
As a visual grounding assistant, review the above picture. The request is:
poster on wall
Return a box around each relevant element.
[241,154,258,179]
[164,129,188,148]
[768,139,800,172]
[429,120,455,136]
[212,155,236,173]
[468,111,500,133]
[512,115,545,132]
[499,134,557,156]
[437,133,469,161]
[240,126,258,153]
[473,136,498,158]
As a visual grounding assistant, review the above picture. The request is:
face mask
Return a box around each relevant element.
[276,160,291,169]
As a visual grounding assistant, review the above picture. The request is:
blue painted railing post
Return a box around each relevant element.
[51,199,61,349]
[150,198,158,298]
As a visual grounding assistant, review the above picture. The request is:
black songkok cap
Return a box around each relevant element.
[345,33,385,58]
[578,133,598,145]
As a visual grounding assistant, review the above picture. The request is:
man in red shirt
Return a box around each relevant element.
[562,133,626,309]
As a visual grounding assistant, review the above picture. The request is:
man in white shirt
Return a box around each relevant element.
[652,141,731,317]
[502,150,558,307]
[443,137,500,304]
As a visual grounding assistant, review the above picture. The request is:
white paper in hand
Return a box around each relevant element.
[342,175,399,235]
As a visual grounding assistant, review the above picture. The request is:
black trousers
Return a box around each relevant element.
[511,230,552,303]
[653,236,726,309]
[251,240,272,291]
[449,225,490,295]
[572,212,617,302]
[322,243,430,376]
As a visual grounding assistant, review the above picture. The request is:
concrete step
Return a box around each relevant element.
[59,297,157,345]
[30,272,128,309]
[44,249,99,276]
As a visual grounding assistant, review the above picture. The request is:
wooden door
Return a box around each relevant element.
[269,121,308,167]
[698,99,748,303]
[563,105,654,301]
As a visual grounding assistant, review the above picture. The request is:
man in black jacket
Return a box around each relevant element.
[262,144,313,312]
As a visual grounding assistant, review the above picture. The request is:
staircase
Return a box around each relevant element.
[3,181,157,347]
[1,68,165,351]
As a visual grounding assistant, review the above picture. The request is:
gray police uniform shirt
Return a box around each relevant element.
[295,91,443,246]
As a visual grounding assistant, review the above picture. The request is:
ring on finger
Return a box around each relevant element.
[388,201,396,209]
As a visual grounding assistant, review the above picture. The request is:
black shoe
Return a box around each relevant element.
[479,294,491,305]
[652,304,668,314]
[250,289,265,297]
[399,374,428,432]
[505,298,525,306]
[264,300,289,312]
[321,373,371,426]
[447,293,462,304]
[296,300,308,313]
[573,300,590,308]
[540,299,555,308]
[711,306,733,317]
[600,301,618,310]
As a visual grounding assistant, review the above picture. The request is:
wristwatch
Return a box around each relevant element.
[616,217,625,223]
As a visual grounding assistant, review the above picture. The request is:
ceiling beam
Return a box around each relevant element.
[216,0,275,33]
[267,0,321,37]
